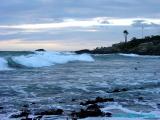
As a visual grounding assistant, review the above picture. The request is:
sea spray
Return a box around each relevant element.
[11,51,94,68]
[0,57,11,70]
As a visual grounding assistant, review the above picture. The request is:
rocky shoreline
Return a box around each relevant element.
[6,87,149,120]
[75,35,160,55]
[9,96,114,120]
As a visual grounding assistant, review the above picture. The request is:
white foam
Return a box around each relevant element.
[80,117,145,120]
[119,53,160,58]
[101,103,160,120]
[119,53,140,57]
[12,52,94,68]
[79,104,160,120]
[0,57,11,71]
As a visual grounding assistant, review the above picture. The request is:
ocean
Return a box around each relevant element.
[0,51,160,120]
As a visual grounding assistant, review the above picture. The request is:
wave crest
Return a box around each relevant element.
[11,52,94,68]
[0,57,11,71]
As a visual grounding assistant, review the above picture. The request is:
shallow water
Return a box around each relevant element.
[0,52,160,120]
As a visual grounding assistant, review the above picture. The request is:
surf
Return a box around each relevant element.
[0,57,11,71]
[0,51,94,69]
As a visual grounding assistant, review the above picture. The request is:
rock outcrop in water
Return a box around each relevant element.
[9,97,113,120]
[35,109,63,116]
[71,104,111,119]
[75,35,160,55]
[10,104,63,120]
[69,97,113,119]
[80,97,114,106]
[35,49,46,52]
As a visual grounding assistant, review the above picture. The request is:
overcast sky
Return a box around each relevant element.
[0,0,160,51]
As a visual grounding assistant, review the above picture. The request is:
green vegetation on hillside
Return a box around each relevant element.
[76,35,160,55]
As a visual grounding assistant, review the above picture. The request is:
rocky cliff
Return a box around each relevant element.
[75,35,160,55]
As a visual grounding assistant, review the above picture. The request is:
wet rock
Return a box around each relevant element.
[21,118,32,120]
[71,104,111,119]
[157,104,160,109]
[10,105,30,118]
[80,97,114,106]
[31,102,36,105]
[10,111,30,118]
[122,88,128,91]
[72,99,76,102]
[33,115,43,120]
[21,115,43,120]
[106,112,112,117]
[86,104,99,110]
[23,104,29,108]
[35,49,46,52]
[35,109,63,116]
[138,97,144,101]
[111,88,128,93]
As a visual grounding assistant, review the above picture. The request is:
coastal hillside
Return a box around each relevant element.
[76,35,160,55]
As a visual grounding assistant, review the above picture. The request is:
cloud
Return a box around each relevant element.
[132,20,160,28]
[0,0,160,24]
[0,18,109,30]
[0,0,160,50]
[0,18,159,31]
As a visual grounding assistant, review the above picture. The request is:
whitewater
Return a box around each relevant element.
[0,51,160,120]
[0,51,94,70]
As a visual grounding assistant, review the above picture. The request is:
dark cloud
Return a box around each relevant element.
[0,0,160,24]
[132,20,160,28]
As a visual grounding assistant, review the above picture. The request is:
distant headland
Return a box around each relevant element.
[75,35,160,55]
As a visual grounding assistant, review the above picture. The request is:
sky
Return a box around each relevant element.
[0,0,160,51]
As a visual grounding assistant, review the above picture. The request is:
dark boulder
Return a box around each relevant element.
[23,104,29,108]
[106,112,112,117]
[10,111,30,118]
[72,99,76,102]
[35,109,63,116]
[71,104,107,119]
[138,97,144,101]
[80,97,114,106]
[21,115,43,120]
[110,88,128,93]
[10,104,30,118]
[35,49,46,52]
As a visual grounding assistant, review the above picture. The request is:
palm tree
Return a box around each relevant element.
[123,30,129,43]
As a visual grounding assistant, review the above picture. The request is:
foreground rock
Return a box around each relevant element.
[80,97,114,106]
[71,104,112,119]
[10,96,113,119]
[10,105,30,118]
[35,109,63,116]
[10,111,30,118]
[10,105,63,119]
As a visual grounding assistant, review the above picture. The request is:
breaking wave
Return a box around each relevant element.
[0,57,11,71]
[0,51,94,70]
